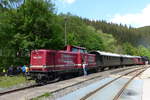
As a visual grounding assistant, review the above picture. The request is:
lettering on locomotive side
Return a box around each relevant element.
[60,54,75,65]
[62,54,74,58]
[63,60,74,64]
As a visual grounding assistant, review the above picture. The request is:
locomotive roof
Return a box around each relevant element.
[94,51,121,57]
[71,45,86,49]
[31,49,56,52]
[65,45,86,50]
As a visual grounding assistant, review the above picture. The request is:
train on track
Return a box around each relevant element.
[29,45,148,83]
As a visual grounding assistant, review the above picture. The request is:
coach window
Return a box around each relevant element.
[106,56,108,60]
[103,56,105,60]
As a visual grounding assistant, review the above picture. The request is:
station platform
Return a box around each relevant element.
[140,67,150,100]
[117,66,150,100]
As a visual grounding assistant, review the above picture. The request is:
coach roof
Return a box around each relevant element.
[91,51,121,57]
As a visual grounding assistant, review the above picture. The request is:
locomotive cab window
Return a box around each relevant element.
[72,47,87,53]
[72,48,79,52]
[80,49,87,53]
[84,50,88,53]
[79,49,84,53]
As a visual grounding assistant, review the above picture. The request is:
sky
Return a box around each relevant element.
[53,0,150,28]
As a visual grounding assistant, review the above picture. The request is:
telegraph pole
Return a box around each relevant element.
[64,17,67,46]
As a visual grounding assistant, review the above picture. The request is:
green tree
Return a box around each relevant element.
[138,45,150,59]
[123,42,138,55]
[0,0,64,70]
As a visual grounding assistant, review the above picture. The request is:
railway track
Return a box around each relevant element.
[80,66,148,100]
[0,77,61,96]
[0,84,37,96]
[0,65,146,99]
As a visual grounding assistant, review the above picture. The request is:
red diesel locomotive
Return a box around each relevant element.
[29,45,144,83]
[29,45,96,83]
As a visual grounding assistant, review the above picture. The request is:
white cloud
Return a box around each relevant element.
[110,4,150,27]
[60,0,76,4]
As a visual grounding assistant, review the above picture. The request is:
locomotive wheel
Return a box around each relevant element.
[53,76,61,81]
[52,73,61,81]
[36,79,46,85]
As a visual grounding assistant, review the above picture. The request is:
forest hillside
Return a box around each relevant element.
[0,0,150,70]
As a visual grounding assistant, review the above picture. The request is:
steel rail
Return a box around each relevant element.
[113,68,147,100]
[0,78,61,96]
[0,84,38,96]
[80,67,147,100]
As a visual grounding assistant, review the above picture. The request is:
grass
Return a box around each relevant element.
[31,92,52,100]
[0,75,31,88]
